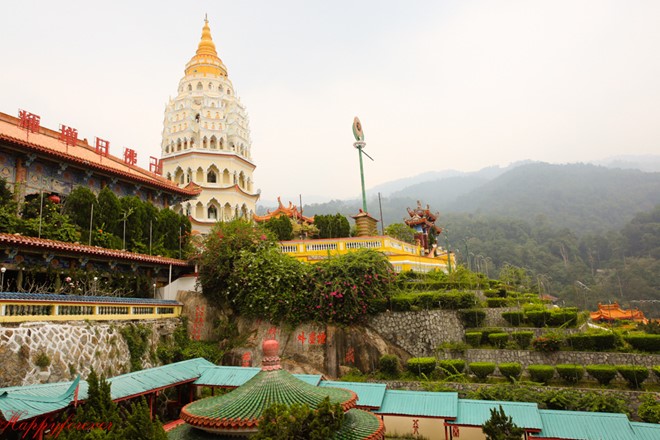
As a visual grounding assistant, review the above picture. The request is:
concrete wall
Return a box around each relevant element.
[381,414,446,440]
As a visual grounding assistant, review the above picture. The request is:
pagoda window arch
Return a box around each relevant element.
[196,167,204,182]
[195,202,204,218]
[208,82,213,90]
[176,139,182,152]
[210,136,218,149]
[188,84,192,91]
[186,168,192,184]
[240,204,248,219]
[224,202,232,221]
[211,102,216,108]
[166,172,172,181]
[219,138,224,150]
[185,203,191,216]
[202,136,208,148]
[207,165,219,183]
[238,171,246,189]
[189,137,195,149]
[196,82,203,90]
[222,168,231,185]
[208,205,218,220]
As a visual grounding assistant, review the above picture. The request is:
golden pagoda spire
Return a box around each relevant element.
[185,16,227,77]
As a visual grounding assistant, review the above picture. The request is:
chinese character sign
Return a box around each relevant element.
[242,352,252,367]
[296,331,327,347]
[412,419,420,435]
[149,156,162,175]
[59,125,78,147]
[95,138,110,156]
[123,148,137,165]
[344,347,355,364]
[18,110,41,133]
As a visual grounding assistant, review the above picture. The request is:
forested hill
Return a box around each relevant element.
[448,163,660,234]
[294,163,660,235]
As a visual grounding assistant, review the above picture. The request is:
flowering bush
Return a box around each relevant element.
[532,332,564,352]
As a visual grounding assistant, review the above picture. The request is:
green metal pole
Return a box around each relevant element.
[358,147,367,212]
[445,234,452,274]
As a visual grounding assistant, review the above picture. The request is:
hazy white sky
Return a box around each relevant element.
[2,1,660,204]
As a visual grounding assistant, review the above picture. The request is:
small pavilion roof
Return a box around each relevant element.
[530,409,637,440]
[194,366,323,387]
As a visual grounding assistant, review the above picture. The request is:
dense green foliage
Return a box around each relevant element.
[510,331,534,349]
[482,406,525,440]
[406,357,436,376]
[384,222,415,243]
[263,215,294,240]
[624,333,660,352]
[379,355,400,376]
[254,397,344,440]
[438,359,466,375]
[467,383,628,414]
[487,333,509,348]
[314,213,351,238]
[638,394,660,423]
[555,364,584,383]
[120,323,150,372]
[465,332,482,347]
[616,365,650,388]
[498,363,522,382]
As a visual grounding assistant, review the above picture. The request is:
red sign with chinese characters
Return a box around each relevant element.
[149,156,162,175]
[59,125,78,147]
[95,138,110,156]
[18,110,41,133]
[123,148,137,165]
[241,352,252,367]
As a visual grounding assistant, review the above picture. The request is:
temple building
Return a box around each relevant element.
[161,17,259,234]
[405,201,442,254]
[590,302,649,324]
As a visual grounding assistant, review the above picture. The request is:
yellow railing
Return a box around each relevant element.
[0,296,181,323]
[279,236,455,273]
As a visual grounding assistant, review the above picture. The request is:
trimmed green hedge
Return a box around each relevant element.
[511,331,534,349]
[625,334,660,352]
[479,328,504,345]
[379,355,400,375]
[526,310,550,327]
[406,357,436,376]
[499,363,522,381]
[586,365,618,386]
[568,332,617,352]
[438,359,466,375]
[652,366,660,379]
[616,365,650,388]
[487,298,510,308]
[556,364,584,383]
[469,362,496,380]
[465,332,482,347]
[527,365,555,384]
[501,311,525,326]
[547,308,578,327]
[389,291,477,312]
[488,333,509,348]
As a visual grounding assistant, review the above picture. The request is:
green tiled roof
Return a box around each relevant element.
[194,366,260,387]
[194,366,323,387]
[532,409,637,440]
[0,376,83,422]
[167,423,234,440]
[321,381,387,408]
[630,421,660,440]
[183,368,355,422]
[109,358,215,400]
[448,399,542,430]
[333,409,384,440]
[374,390,458,418]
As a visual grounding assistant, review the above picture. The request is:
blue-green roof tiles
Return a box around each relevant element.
[532,409,637,440]
[374,390,458,418]
[321,381,387,408]
[449,399,542,430]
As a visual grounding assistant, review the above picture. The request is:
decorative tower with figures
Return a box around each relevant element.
[160,17,259,234]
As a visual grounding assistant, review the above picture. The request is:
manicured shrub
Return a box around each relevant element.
[379,355,400,376]
[368,298,389,314]
[438,359,466,375]
[616,365,650,389]
[498,363,522,382]
[501,311,525,326]
[488,333,510,348]
[465,332,482,347]
[483,289,503,298]
[555,364,585,383]
[437,291,478,310]
[511,331,534,349]
[586,365,618,386]
[406,357,436,376]
[415,292,442,309]
[487,298,509,308]
[590,332,618,351]
[458,309,486,328]
[390,296,413,312]
[525,309,550,327]
[532,333,563,352]
[469,362,496,380]
[480,328,504,345]
[625,334,660,352]
[547,309,578,327]
[527,365,555,384]
[567,333,594,351]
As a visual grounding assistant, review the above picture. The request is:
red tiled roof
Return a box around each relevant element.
[0,233,191,267]
[253,197,313,223]
[0,112,200,197]
[590,302,648,323]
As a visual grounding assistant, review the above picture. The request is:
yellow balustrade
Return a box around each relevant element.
[0,300,181,323]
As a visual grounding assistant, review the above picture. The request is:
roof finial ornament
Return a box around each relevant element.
[205,12,208,23]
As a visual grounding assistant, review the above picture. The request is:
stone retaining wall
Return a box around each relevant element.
[0,319,178,387]
[368,310,464,356]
